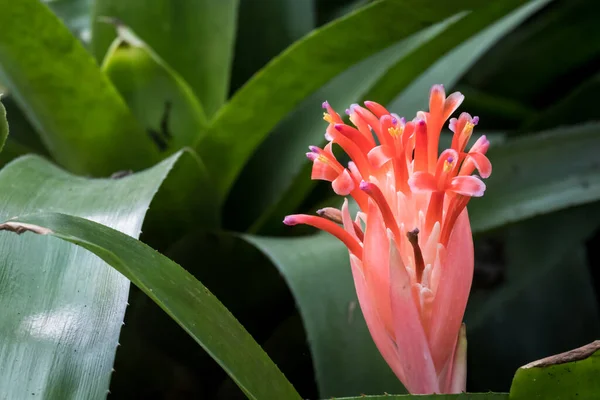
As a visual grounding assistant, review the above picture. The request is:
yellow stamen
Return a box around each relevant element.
[323,112,334,124]
[388,126,402,138]
[317,155,329,164]
[443,159,454,172]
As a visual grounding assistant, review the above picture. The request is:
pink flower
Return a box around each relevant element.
[284,85,491,394]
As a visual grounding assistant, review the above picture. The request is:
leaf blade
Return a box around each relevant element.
[1,212,302,400]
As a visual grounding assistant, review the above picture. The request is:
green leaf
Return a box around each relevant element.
[469,123,600,233]
[385,0,551,116]
[0,97,9,153]
[0,0,161,176]
[231,0,316,92]
[509,341,600,399]
[466,204,600,391]
[337,394,507,399]
[0,152,188,399]
[520,72,600,131]
[44,0,92,44]
[101,26,208,153]
[196,0,488,201]
[463,0,600,111]
[0,213,302,400]
[245,232,403,397]
[92,0,239,117]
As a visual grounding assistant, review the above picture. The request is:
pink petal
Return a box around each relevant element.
[332,169,355,195]
[466,152,492,179]
[389,235,439,394]
[442,92,465,121]
[310,156,337,181]
[367,145,393,169]
[429,84,446,116]
[363,199,393,335]
[470,135,490,154]
[449,176,486,197]
[448,324,467,394]
[427,210,473,373]
[408,172,438,193]
[364,100,390,118]
[349,255,404,382]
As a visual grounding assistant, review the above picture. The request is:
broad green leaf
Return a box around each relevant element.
[466,205,600,391]
[520,72,600,131]
[230,16,462,233]
[463,0,600,111]
[509,341,600,399]
[101,26,208,153]
[386,0,551,115]
[0,0,161,176]
[141,150,220,249]
[0,98,9,153]
[231,0,316,93]
[196,0,487,201]
[92,0,238,117]
[1,96,49,156]
[0,213,302,400]
[469,123,600,233]
[44,0,92,44]
[245,232,403,397]
[0,152,189,399]
[338,394,507,400]
[110,231,296,397]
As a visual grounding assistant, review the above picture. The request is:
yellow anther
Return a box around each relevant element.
[317,155,329,164]
[388,126,402,138]
[323,112,334,124]
[443,159,454,172]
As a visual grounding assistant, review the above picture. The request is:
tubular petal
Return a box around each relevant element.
[442,92,465,121]
[408,172,438,193]
[389,234,439,394]
[332,169,355,195]
[427,211,473,372]
[364,100,391,118]
[363,200,394,335]
[449,176,486,197]
[464,151,492,178]
[368,145,394,169]
[350,255,405,382]
[283,214,363,258]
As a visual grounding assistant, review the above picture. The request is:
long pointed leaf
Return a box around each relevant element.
[0,213,302,400]
[92,0,238,117]
[0,152,188,399]
[196,0,486,201]
[0,0,161,175]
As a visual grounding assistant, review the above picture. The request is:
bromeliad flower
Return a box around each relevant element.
[284,85,491,394]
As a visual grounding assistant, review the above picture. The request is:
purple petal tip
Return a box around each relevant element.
[345,109,351,115]
[283,216,297,226]
[322,101,329,109]
[308,145,319,152]
[306,152,317,161]
[472,116,479,125]
[334,123,344,131]
[359,180,370,191]
[391,117,398,125]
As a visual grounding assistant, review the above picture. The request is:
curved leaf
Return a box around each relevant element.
[0,213,302,400]
[92,0,238,117]
[0,0,161,175]
[0,152,187,399]
[509,341,600,399]
[469,123,600,233]
[196,0,487,200]
[101,26,208,153]
[385,0,551,115]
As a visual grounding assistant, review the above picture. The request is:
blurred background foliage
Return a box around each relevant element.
[0,0,599,399]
